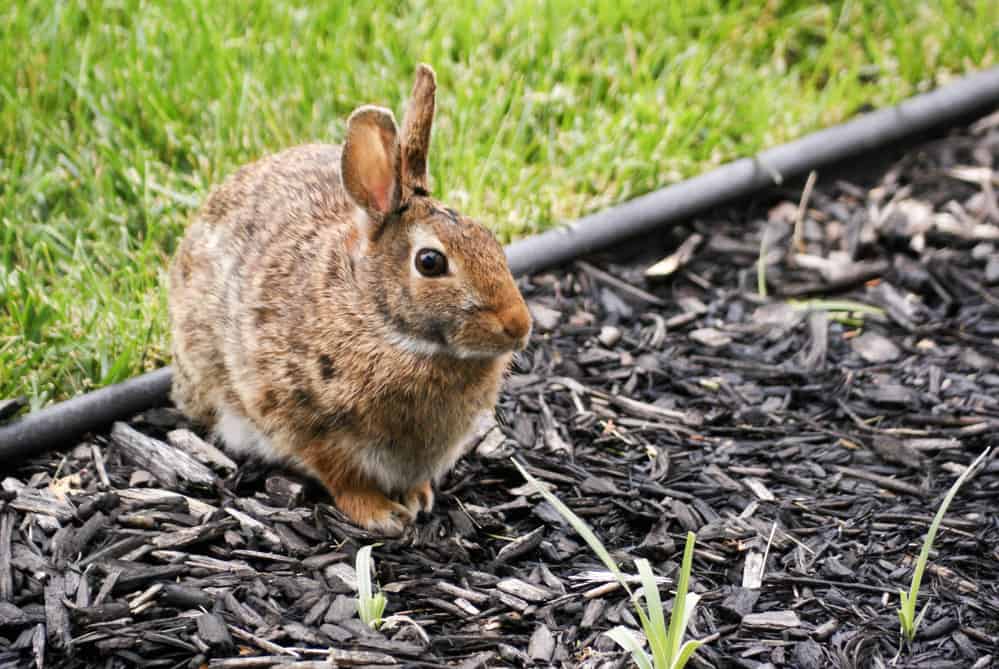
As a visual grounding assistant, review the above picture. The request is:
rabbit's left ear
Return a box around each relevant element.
[400,63,436,196]
[341,105,401,221]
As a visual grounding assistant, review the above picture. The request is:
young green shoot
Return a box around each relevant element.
[897,447,991,644]
[355,544,387,629]
[757,227,770,298]
[792,170,818,254]
[787,299,886,317]
[787,299,886,326]
[512,459,703,669]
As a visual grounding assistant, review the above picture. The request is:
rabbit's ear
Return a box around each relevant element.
[400,63,436,195]
[342,105,402,219]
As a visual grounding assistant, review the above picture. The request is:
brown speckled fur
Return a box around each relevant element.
[168,65,531,535]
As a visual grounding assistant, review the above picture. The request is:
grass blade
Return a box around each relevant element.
[512,458,632,595]
[515,459,704,668]
[898,447,990,641]
[357,544,374,605]
[605,626,654,669]
[664,532,698,664]
[787,299,886,316]
[757,227,769,298]
[671,639,705,669]
[897,590,913,639]
[356,544,387,628]
[636,558,668,667]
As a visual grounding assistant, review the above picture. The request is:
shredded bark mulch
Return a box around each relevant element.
[2,111,999,669]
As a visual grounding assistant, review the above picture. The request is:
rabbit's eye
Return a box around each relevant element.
[415,248,448,277]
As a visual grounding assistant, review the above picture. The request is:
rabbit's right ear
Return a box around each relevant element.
[341,105,402,223]
[400,64,436,195]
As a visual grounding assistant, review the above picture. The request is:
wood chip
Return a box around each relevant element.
[111,422,217,489]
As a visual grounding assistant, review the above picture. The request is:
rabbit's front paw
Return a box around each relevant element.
[335,487,414,536]
[402,480,434,516]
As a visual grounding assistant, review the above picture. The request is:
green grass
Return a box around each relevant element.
[355,544,388,629]
[897,447,991,646]
[1,1,996,403]
[514,459,703,667]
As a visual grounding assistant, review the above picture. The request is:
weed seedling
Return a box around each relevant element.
[513,459,703,669]
[355,544,387,629]
[897,448,991,644]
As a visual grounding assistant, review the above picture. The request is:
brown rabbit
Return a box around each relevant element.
[168,64,531,535]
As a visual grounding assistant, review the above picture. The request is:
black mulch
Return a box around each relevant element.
[3,112,999,669]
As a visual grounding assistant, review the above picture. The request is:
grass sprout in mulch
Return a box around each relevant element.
[2,114,999,668]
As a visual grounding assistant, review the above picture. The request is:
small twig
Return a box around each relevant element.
[227,625,300,658]
[793,170,818,254]
[770,574,894,594]
[575,260,665,306]
[91,445,111,489]
[757,227,770,298]
[758,522,778,584]
[834,465,926,498]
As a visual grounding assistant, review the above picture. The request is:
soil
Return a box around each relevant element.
[2,111,999,669]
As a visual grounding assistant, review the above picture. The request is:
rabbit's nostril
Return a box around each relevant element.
[497,303,531,341]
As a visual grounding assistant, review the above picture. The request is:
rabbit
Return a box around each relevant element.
[168,64,531,535]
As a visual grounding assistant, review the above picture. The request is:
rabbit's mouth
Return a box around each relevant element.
[448,320,532,359]
[384,328,451,357]
[382,306,530,359]
[384,326,524,360]
[450,343,523,360]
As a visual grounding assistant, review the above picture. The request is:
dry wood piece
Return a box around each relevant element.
[834,465,925,498]
[326,648,398,665]
[0,601,42,626]
[0,511,13,602]
[115,487,218,518]
[43,575,71,650]
[495,578,556,603]
[168,428,238,474]
[111,422,217,489]
[644,233,704,279]
[207,659,297,668]
[742,610,801,630]
[576,260,666,306]
[527,624,555,662]
[197,611,236,654]
[742,550,766,589]
[8,487,75,522]
[526,302,561,332]
[151,519,232,550]
[494,526,545,565]
[851,331,901,363]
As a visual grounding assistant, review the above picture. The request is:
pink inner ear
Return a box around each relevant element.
[342,107,400,217]
[366,127,398,214]
[371,173,392,214]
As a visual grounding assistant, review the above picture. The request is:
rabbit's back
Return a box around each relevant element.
[168,144,353,431]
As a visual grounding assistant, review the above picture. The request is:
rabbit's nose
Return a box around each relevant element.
[498,302,531,342]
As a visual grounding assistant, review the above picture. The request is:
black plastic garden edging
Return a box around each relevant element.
[0,369,173,466]
[505,66,999,276]
[2,65,999,463]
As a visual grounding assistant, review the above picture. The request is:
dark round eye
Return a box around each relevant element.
[415,248,448,277]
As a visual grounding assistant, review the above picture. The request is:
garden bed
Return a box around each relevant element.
[2,112,998,668]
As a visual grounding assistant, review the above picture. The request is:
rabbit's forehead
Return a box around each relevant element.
[408,219,503,266]
[407,225,446,253]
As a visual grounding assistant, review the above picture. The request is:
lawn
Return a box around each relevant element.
[1,0,996,405]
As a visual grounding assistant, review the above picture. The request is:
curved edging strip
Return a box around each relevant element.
[506,66,999,276]
[0,369,173,465]
[3,65,999,462]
